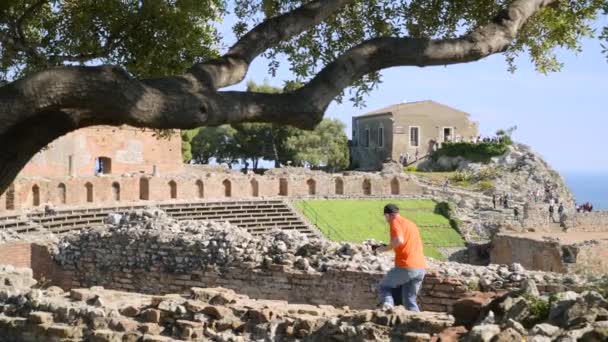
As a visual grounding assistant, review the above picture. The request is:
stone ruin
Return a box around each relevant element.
[1,209,608,341]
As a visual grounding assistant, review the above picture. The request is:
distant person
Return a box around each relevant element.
[549,204,555,221]
[558,203,564,216]
[513,206,519,220]
[443,179,450,192]
[503,196,509,209]
[374,204,426,311]
[404,153,409,165]
[492,194,496,209]
[44,203,56,216]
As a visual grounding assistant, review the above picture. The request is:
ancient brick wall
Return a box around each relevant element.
[0,243,71,289]
[18,126,183,178]
[59,262,470,312]
[1,172,424,212]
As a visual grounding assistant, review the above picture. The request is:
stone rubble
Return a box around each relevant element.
[54,209,395,275]
[454,280,608,342]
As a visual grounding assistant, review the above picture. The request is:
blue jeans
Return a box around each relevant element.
[378,267,425,311]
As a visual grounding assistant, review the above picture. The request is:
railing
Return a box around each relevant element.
[297,200,346,241]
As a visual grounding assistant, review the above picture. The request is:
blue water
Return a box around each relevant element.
[563,172,608,210]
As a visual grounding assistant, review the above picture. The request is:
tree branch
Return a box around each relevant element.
[185,0,351,90]
[297,0,558,116]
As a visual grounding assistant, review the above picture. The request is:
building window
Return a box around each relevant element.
[95,156,112,175]
[410,127,420,147]
[378,126,384,148]
[365,128,370,148]
[442,127,453,142]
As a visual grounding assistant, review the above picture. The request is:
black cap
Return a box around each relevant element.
[384,204,399,214]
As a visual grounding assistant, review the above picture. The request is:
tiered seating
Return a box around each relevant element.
[0,200,318,238]
[159,200,318,236]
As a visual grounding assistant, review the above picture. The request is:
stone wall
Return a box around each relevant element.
[0,171,424,213]
[573,212,608,231]
[61,262,471,313]
[490,233,608,273]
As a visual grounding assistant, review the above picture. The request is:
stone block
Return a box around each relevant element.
[47,324,77,338]
[28,311,54,325]
[140,309,161,323]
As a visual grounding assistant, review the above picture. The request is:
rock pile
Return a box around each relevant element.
[454,280,608,341]
[54,209,394,275]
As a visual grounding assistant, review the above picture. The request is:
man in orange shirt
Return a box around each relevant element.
[375,204,427,311]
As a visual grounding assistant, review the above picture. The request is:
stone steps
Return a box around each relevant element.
[0,200,320,238]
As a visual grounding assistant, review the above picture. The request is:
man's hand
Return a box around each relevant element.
[372,243,389,255]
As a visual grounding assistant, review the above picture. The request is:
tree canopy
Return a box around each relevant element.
[186,80,349,170]
[0,0,607,193]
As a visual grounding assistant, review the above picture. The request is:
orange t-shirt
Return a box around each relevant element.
[390,216,427,269]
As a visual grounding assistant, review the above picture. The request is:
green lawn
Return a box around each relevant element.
[294,199,464,261]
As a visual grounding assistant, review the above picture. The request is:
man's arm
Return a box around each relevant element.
[376,236,404,253]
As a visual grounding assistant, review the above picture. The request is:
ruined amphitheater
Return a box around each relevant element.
[1,126,608,341]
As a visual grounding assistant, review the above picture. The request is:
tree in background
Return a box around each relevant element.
[1,0,607,194]
[286,119,349,171]
[181,129,200,163]
[190,125,238,165]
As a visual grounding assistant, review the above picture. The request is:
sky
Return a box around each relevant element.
[219,14,608,174]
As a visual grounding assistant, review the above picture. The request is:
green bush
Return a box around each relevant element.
[404,165,417,172]
[455,180,472,187]
[477,166,501,180]
[451,170,473,182]
[523,295,550,327]
[478,180,495,191]
[434,202,461,233]
[432,141,510,163]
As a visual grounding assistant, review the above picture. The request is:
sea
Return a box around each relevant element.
[563,171,608,211]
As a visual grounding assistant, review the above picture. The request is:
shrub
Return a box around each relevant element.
[432,141,510,163]
[404,165,417,172]
[478,180,495,191]
[455,180,472,187]
[434,201,461,233]
[451,170,473,182]
[477,166,501,180]
[523,295,550,327]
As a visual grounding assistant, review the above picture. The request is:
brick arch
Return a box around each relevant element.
[222,179,232,197]
[85,182,94,203]
[195,180,204,199]
[390,177,400,195]
[279,178,288,196]
[362,178,372,195]
[168,180,177,199]
[5,184,15,210]
[32,184,40,207]
[112,182,121,201]
[307,178,316,195]
[57,183,67,204]
[139,178,150,200]
[250,178,259,197]
[335,178,344,195]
